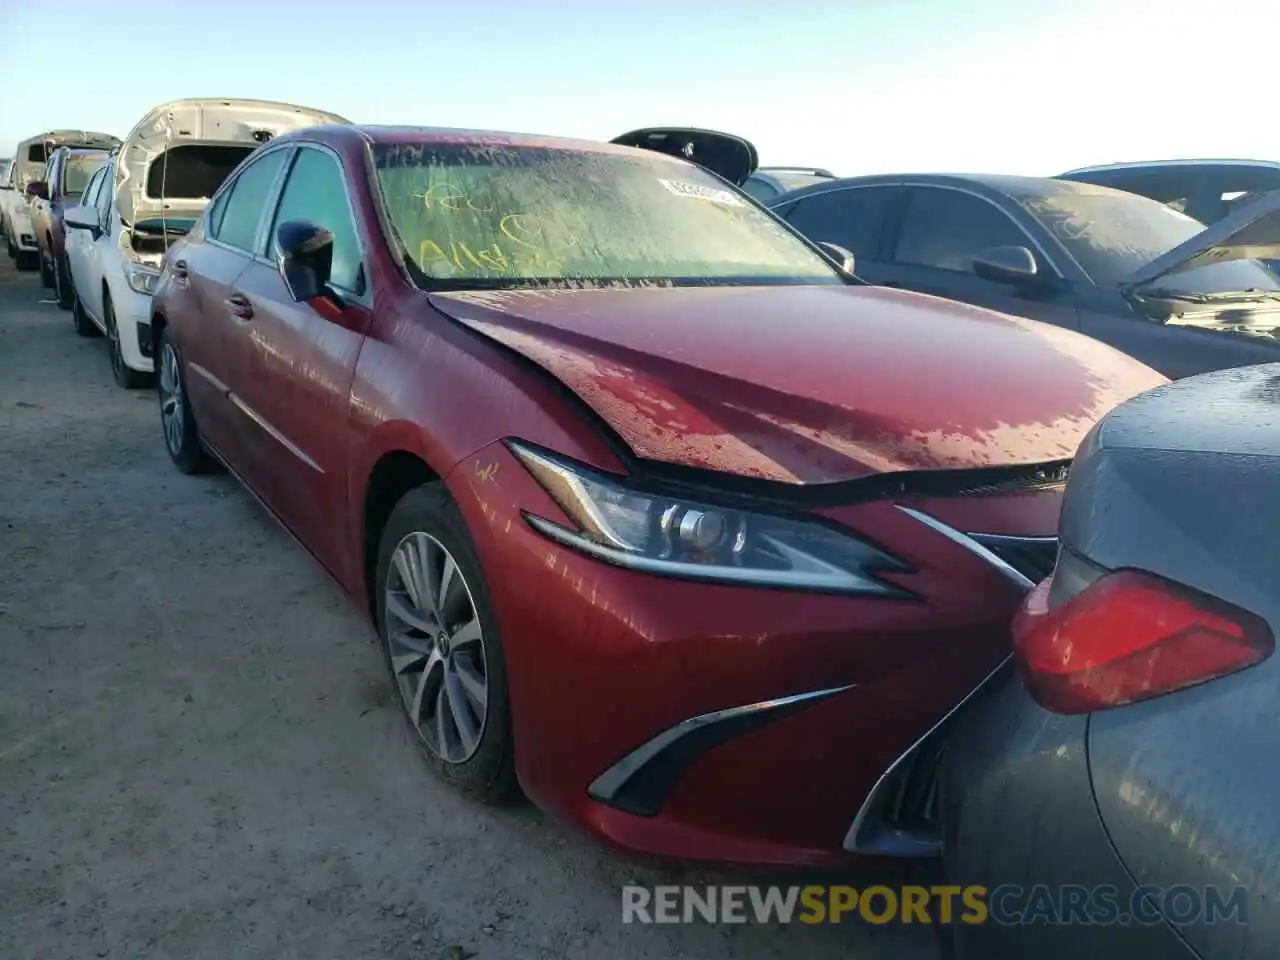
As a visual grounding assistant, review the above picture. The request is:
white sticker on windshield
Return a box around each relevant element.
[658,178,744,206]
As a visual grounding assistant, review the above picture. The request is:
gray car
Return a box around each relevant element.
[768,174,1280,379]
[938,362,1280,959]
[1058,158,1280,225]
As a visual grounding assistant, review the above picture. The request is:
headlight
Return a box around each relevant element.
[125,263,160,296]
[508,441,913,596]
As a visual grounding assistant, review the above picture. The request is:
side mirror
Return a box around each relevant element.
[26,180,48,200]
[816,241,856,275]
[63,204,101,237]
[971,245,1039,285]
[276,219,334,303]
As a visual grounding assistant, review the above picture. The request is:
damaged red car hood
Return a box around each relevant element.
[431,284,1167,484]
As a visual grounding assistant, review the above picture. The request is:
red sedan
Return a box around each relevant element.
[149,124,1166,866]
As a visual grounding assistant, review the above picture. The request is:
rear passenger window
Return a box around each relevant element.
[212,149,288,253]
[780,187,893,261]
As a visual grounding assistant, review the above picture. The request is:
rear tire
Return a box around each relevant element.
[158,326,218,475]
[105,293,151,389]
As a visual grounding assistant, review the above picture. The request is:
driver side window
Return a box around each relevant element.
[81,166,106,211]
[267,147,364,294]
[93,161,115,231]
[894,187,1033,273]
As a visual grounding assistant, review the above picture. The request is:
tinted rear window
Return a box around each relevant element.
[27,144,47,163]
[145,144,257,199]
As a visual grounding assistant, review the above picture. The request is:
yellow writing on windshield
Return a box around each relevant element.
[418,238,565,274]
[418,183,495,214]
[415,210,579,275]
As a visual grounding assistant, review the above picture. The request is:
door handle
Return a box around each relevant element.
[226,293,253,320]
[171,259,188,279]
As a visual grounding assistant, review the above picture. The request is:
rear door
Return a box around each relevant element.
[610,128,758,186]
[769,184,900,279]
[223,143,372,570]
[878,185,1082,330]
[183,146,293,464]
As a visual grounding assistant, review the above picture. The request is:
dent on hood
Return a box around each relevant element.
[445,288,1164,484]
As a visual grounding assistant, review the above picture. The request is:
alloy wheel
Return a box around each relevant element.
[383,532,489,763]
[158,342,184,455]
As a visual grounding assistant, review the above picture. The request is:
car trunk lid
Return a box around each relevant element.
[610,127,758,186]
[115,98,351,230]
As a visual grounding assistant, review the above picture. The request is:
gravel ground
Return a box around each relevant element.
[0,259,941,960]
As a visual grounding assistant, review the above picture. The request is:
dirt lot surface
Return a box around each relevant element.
[0,259,941,959]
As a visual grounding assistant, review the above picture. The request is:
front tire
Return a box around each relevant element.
[375,484,517,804]
[104,293,151,389]
[15,249,37,271]
[71,283,101,338]
[158,326,218,475]
[39,247,55,288]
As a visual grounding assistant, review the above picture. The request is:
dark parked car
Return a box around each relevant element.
[26,145,111,307]
[938,362,1280,958]
[1059,158,1280,225]
[768,174,1280,380]
[149,122,1162,867]
[741,165,836,203]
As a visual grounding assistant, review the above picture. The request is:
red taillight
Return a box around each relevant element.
[1013,569,1274,715]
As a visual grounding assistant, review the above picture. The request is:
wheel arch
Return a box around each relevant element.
[360,447,443,625]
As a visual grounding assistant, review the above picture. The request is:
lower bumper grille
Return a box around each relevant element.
[884,736,945,830]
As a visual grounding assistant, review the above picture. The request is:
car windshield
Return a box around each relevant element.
[1020,190,1280,292]
[372,142,842,289]
[62,155,107,197]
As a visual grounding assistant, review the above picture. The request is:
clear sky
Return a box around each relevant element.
[1,0,1272,176]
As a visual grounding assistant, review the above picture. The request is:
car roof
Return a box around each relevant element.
[1061,158,1280,175]
[767,171,1141,204]
[281,123,682,162]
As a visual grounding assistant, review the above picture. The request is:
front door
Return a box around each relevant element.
[877,186,1082,332]
[223,145,371,572]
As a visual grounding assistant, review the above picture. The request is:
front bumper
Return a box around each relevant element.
[445,441,1053,866]
[111,282,156,373]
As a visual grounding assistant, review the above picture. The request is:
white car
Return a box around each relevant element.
[62,99,350,388]
[3,132,117,270]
